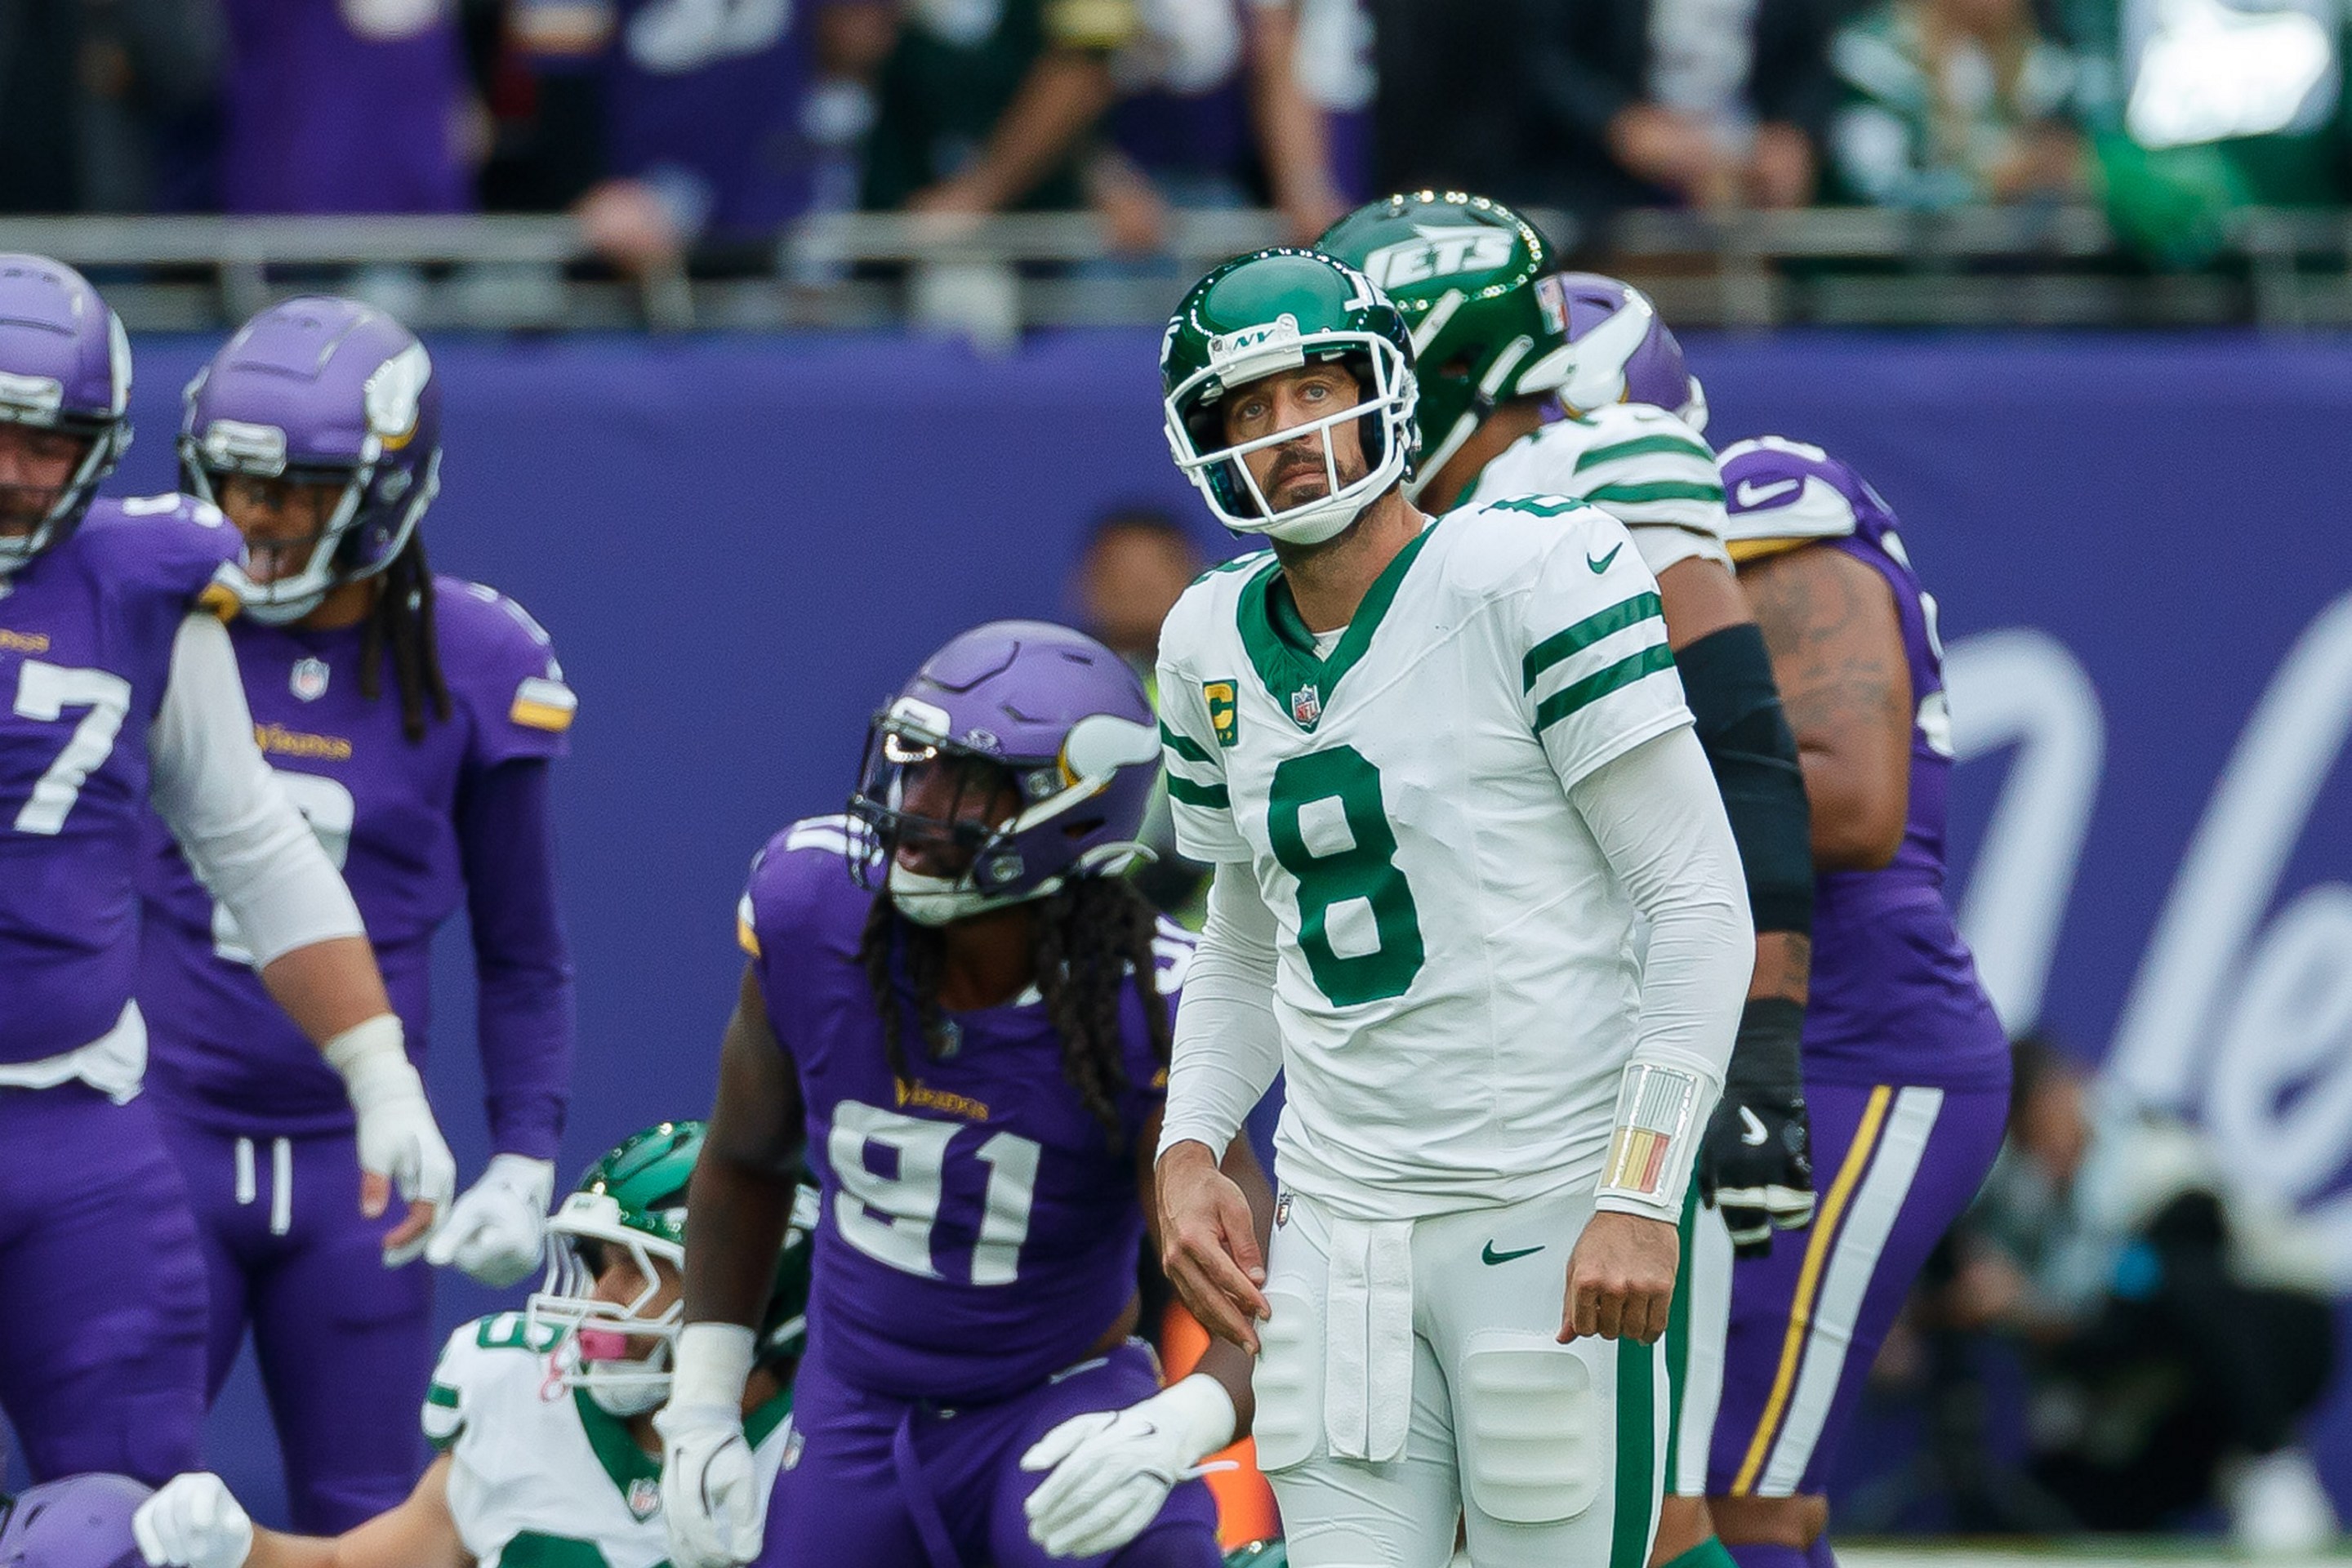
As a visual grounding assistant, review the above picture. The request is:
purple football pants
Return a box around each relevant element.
[760,1339,1223,1568]
[1708,1079,2009,1499]
[160,1116,433,1533]
[0,1085,207,1483]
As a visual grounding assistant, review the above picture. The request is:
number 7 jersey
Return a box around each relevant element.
[1156,500,1695,1222]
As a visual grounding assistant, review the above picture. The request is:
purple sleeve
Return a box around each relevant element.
[457,756,574,1159]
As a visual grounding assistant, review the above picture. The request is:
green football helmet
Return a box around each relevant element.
[524,1120,817,1418]
[1316,191,1573,504]
[1160,247,1419,546]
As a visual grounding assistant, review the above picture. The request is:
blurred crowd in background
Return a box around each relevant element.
[7,0,2352,270]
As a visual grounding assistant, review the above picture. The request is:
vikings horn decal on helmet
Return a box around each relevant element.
[180,296,443,625]
[1316,192,1570,506]
[0,254,133,576]
[1542,272,1710,434]
[524,1120,817,1418]
[0,1475,153,1568]
[848,620,1160,928]
[1161,247,1419,546]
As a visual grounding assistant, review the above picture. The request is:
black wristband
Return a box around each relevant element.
[1726,996,1806,1094]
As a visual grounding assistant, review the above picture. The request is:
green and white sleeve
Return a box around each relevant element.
[1156,658,1251,863]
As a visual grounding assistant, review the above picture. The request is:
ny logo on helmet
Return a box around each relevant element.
[1208,314,1302,367]
[1361,226,1517,292]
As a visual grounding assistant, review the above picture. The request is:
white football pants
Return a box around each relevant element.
[1252,1185,1668,1568]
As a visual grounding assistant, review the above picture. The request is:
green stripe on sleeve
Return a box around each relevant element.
[1534,644,1677,734]
[1522,592,1663,692]
[1575,434,1717,471]
[1165,774,1231,809]
[1160,721,1212,764]
[1584,480,1724,506]
[426,1382,459,1409]
[1610,1335,1659,1568]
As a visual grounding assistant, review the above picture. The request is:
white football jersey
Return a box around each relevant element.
[1156,499,1695,1221]
[423,1314,795,1568]
[1463,402,1731,579]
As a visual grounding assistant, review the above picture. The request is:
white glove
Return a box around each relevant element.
[132,1474,253,1568]
[324,1014,458,1266]
[1020,1374,1236,1560]
[657,1324,764,1568]
[426,1153,556,1286]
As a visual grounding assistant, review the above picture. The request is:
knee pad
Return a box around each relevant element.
[1456,1333,1598,1526]
[1250,1283,1323,1472]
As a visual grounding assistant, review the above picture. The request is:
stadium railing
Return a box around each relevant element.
[13,205,2352,335]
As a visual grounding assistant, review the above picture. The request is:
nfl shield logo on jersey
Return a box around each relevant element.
[290,657,330,702]
[626,1477,661,1521]
[1290,685,1322,727]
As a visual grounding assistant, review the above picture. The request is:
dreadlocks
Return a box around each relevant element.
[357,535,451,743]
[856,878,1173,1145]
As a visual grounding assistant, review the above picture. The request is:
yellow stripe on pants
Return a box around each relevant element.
[1729,1084,1894,1495]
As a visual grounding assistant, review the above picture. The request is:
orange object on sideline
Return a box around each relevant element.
[1160,1302,1279,1549]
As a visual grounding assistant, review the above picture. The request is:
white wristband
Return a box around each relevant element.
[671,1321,757,1410]
[322,1014,415,1110]
[1155,1373,1239,1462]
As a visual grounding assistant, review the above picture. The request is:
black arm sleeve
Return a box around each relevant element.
[1676,620,1815,937]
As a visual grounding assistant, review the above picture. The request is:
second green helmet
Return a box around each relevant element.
[1317,192,1572,503]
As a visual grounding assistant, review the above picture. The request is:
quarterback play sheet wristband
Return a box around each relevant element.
[1596,1059,1709,1218]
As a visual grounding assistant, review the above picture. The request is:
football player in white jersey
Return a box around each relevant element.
[131,1121,810,1568]
[1316,194,1821,1568]
[1026,248,1753,1568]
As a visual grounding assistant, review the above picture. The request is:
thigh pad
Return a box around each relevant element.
[1455,1331,1599,1526]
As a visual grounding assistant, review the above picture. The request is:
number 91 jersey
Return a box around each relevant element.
[738,817,1194,1405]
[1156,501,1694,1223]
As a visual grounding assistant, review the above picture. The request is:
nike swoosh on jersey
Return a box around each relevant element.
[1734,478,1802,507]
[1481,1241,1545,1265]
[1740,1106,1770,1146]
[1586,542,1623,573]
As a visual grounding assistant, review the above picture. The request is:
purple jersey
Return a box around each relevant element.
[0,497,240,1064]
[741,815,1189,1405]
[1722,443,2008,1090]
[137,577,574,1142]
[525,0,844,235]
[218,0,470,215]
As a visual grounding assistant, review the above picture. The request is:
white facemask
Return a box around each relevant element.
[885,863,998,927]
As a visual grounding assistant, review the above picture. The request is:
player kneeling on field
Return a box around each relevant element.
[131,1121,813,1568]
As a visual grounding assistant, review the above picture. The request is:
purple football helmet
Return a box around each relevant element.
[1719,435,1899,540]
[0,254,133,574]
[180,296,441,624]
[849,621,1161,926]
[1540,271,1708,433]
[0,1475,152,1568]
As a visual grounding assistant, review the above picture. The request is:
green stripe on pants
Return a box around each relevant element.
[1612,1331,1659,1568]
[1664,1177,1699,1490]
